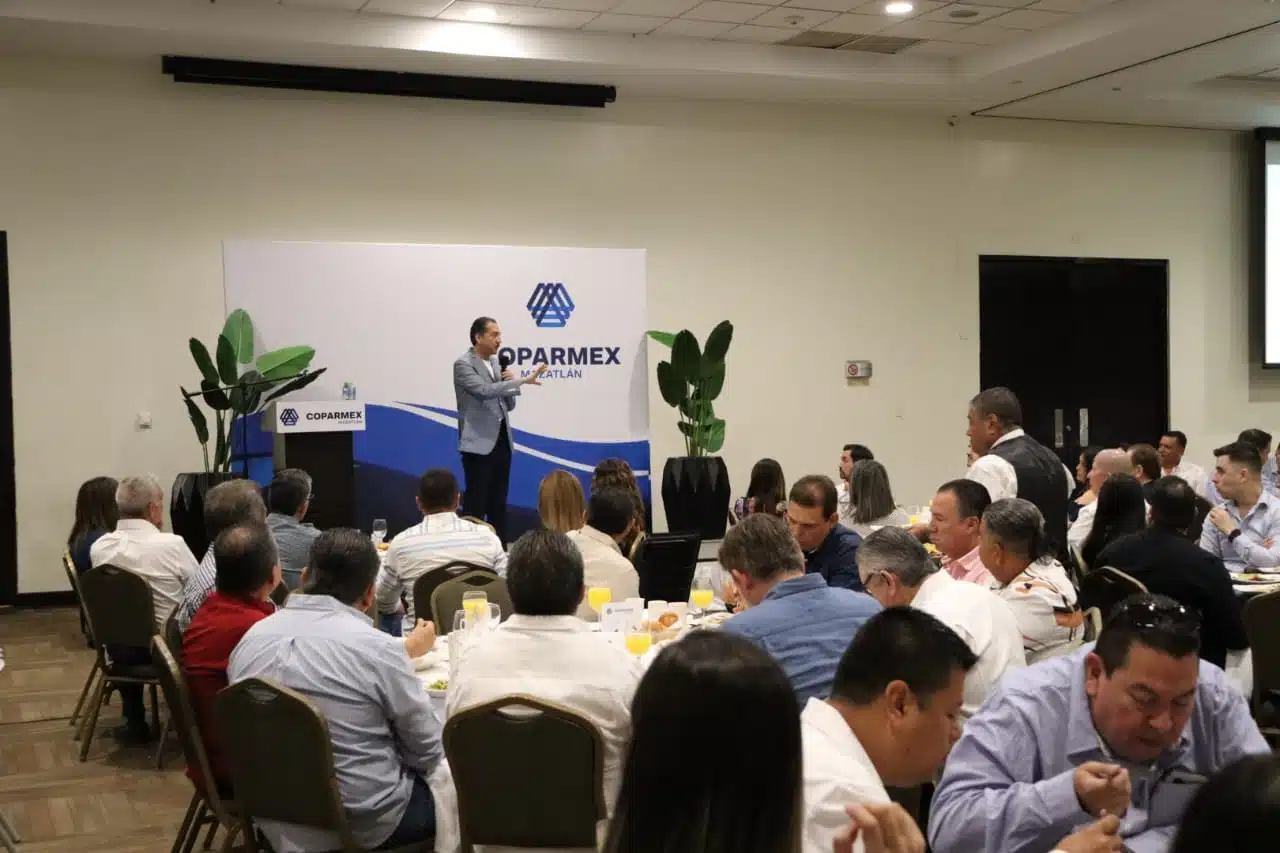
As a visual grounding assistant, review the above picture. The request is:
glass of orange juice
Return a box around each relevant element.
[690,576,715,617]
[624,612,652,656]
[587,586,612,615]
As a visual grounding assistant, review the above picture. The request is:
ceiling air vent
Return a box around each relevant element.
[779,31,858,49]
[840,35,923,54]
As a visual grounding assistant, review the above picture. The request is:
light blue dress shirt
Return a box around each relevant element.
[1197,495,1280,572]
[929,644,1268,853]
[228,593,444,853]
[720,573,880,702]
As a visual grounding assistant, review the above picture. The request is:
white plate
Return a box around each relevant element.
[427,688,447,700]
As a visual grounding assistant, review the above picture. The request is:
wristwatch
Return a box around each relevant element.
[1228,529,1243,542]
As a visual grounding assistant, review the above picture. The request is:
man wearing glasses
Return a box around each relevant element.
[929,594,1269,853]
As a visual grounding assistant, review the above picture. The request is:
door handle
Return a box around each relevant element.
[1054,409,1064,449]
[1079,408,1089,446]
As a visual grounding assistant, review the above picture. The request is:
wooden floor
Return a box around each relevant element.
[0,606,194,853]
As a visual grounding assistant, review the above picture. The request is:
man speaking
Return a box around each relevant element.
[453,316,547,542]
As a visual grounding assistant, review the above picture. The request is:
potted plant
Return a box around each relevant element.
[647,321,733,540]
[172,308,326,557]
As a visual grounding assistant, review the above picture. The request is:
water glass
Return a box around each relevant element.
[372,518,388,544]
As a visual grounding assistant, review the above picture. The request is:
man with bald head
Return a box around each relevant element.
[1066,448,1134,559]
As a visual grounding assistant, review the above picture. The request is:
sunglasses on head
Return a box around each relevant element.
[1113,597,1201,637]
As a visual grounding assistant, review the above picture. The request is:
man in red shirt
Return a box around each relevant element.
[181,521,281,792]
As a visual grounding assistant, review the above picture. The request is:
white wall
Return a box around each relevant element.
[1,55,1274,593]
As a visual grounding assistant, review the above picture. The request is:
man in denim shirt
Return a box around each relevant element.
[720,514,880,702]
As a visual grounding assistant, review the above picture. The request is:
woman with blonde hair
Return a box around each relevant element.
[538,470,586,534]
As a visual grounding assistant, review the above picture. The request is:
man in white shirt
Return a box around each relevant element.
[445,527,643,849]
[376,468,507,628]
[90,474,200,742]
[1067,448,1133,559]
[1158,430,1208,497]
[802,607,975,853]
[857,527,1025,723]
[565,486,640,621]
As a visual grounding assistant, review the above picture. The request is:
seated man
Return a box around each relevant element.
[176,479,268,630]
[447,527,642,831]
[929,594,1270,853]
[1130,443,1162,502]
[857,527,1025,722]
[1158,430,1207,498]
[181,522,279,792]
[1068,448,1133,559]
[1200,441,1280,572]
[980,499,1083,664]
[719,514,880,702]
[230,529,442,853]
[1099,477,1247,669]
[789,475,863,592]
[376,468,507,628]
[929,479,994,585]
[91,474,200,743]
[566,486,641,621]
[265,468,320,590]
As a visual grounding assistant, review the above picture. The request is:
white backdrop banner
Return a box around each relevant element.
[223,240,649,534]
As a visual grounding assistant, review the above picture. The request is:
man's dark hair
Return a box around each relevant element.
[469,316,496,345]
[844,444,875,463]
[718,514,805,581]
[1213,441,1263,475]
[1161,430,1188,450]
[214,523,278,596]
[789,475,838,518]
[419,469,459,512]
[831,608,978,707]
[204,480,267,540]
[587,486,635,537]
[305,528,380,605]
[1149,476,1198,533]
[1130,443,1161,481]
[970,387,1022,430]
[1238,429,1272,453]
[937,479,991,521]
[1094,593,1201,675]
[267,468,312,516]
[506,528,584,617]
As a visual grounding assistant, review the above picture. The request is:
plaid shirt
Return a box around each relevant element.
[176,547,218,631]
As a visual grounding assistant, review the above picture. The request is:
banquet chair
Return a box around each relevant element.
[152,638,242,853]
[76,565,169,764]
[1078,567,1148,623]
[432,572,513,636]
[63,551,103,735]
[632,532,701,604]
[460,515,496,533]
[1081,607,1103,643]
[445,695,604,852]
[216,678,433,853]
[626,531,646,563]
[1242,590,1280,743]
[413,563,496,629]
[269,582,290,608]
[0,808,18,853]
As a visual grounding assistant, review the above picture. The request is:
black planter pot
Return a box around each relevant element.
[171,471,241,559]
[661,456,731,541]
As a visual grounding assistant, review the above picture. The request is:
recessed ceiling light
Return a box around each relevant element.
[465,5,498,21]
[948,8,979,18]
[885,1,914,15]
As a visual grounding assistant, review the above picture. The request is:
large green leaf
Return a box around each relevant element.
[257,345,315,381]
[190,338,220,386]
[700,365,725,402]
[200,378,231,411]
[646,330,676,348]
[181,387,209,445]
[677,421,696,437]
[222,309,255,365]
[656,361,686,409]
[214,415,228,472]
[216,334,239,386]
[259,368,327,409]
[671,330,701,384]
[229,369,269,415]
[702,320,733,366]
[698,418,726,454]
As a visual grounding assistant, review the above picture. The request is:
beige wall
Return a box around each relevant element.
[1,55,1274,593]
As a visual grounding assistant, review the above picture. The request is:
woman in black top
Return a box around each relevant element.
[1080,473,1147,571]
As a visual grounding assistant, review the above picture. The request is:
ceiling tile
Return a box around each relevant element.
[361,0,453,16]
[282,0,366,8]
[959,0,1033,7]
[610,0,701,15]
[749,6,838,27]
[792,0,868,11]
[850,0,945,15]
[538,0,618,11]
[921,3,1008,24]
[684,1,774,22]
[716,23,795,41]
[881,18,969,38]
[507,6,599,25]
[583,12,666,30]
[1026,0,1109,10]
[943,20,1022,43]
[995,8,1068,28]
[899,38,982,56]
[822,11,893,33]
[651,17,737,36]
[438,1,520,21]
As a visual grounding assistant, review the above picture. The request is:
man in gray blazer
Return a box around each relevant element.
[453,317,546,541]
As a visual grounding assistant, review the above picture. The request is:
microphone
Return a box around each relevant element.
[499,353,512,372]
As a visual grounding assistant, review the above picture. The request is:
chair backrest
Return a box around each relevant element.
[1078,566,1149,622]
[62,551,81,595]
[433,572,513,635]
[445,695,605,849]
[1189,495,1213,542]
[215,678,359,851]
[269,582,290,608]
[78,565,157,648]
[414,562,497,626]
[151,637,229,814]
[461,515,496,533]
[633,532,702,603]
[162,611,184,662]
[1243,590,1280,712]
[626,530,646,563]
[1082,606,1103,643]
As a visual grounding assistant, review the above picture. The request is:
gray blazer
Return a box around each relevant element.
[453,349,523,455]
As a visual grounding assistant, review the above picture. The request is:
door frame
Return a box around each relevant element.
[0,234,17,604]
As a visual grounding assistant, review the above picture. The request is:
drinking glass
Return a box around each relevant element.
[690,577,715,617]
[372,518,388,544]
[588,586,612,614]
[624,629,653,656]
[462,591,488,620]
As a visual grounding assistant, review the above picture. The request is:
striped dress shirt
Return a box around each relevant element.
[375,512,507,624]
